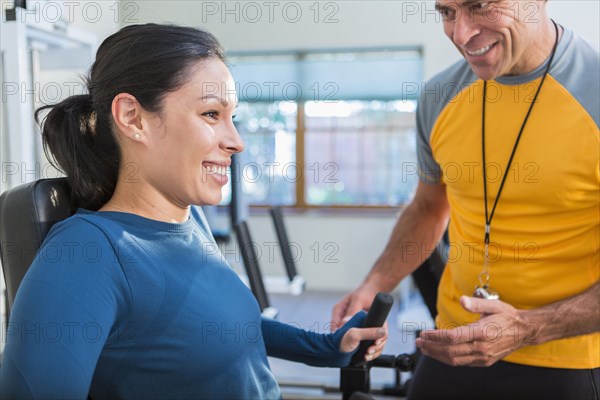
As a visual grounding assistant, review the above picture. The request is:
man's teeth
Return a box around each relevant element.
[205,165,227,176]
[467,44,493,56]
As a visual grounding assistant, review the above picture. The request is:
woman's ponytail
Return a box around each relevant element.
[36,94,119,210]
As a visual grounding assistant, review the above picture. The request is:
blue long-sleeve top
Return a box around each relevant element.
[0,208,364,399]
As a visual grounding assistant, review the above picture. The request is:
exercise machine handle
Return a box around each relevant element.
[349,292,394,367]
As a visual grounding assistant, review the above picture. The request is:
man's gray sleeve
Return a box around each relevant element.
[415,60,477,184]
[416,96,443,184]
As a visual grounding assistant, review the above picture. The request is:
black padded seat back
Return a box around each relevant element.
[0,178,75,313]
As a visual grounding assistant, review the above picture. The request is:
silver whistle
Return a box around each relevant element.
[473,286,500,300]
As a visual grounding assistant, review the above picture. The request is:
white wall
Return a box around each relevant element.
[222,211,400,291]
[123,1,459,80]
[548,1,599,51]
[122,1,599,79]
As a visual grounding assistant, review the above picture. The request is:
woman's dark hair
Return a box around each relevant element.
[35,24,225,210]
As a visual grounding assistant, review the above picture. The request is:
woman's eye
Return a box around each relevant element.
[203,111,219,119]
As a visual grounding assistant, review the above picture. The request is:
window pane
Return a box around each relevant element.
[226,48,422,208]
[234,102,297,206]
[304,100,418,206]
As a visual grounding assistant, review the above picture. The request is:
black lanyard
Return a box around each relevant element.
[482,20,560,248]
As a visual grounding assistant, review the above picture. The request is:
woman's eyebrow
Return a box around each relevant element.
[198,94,229,106]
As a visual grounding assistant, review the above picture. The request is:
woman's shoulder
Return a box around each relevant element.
[44,211,111,241]
[42,210,126,247]
[23,210,132,307]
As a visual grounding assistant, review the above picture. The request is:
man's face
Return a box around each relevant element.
[435,0,547,80]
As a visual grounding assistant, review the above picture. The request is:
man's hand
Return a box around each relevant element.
[415,296,537,367]
[331,283,381,330]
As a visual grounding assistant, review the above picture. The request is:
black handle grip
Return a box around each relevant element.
[349,292,394,367]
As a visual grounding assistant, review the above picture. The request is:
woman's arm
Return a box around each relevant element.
[0,218,127,399]
[261,312,386,368]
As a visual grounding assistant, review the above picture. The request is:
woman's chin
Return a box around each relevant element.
[195,192,223,207]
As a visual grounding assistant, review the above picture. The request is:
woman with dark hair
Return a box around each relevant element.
[0,24,387,399]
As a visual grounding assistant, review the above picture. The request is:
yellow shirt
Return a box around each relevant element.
[417,28,599,368]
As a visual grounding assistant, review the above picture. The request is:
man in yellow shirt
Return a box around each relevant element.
[333,1,599,398]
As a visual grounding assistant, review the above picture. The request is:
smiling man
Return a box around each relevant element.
[332,1,599,398]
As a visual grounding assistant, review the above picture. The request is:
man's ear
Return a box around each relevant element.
[111,93,146,142]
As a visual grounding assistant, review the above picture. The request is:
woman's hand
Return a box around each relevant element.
[339,321,388,362]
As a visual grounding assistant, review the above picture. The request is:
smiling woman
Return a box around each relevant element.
[101,59,244,221]
[0,24,388,399]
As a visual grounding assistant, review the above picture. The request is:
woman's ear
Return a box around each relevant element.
[111,93,146,142]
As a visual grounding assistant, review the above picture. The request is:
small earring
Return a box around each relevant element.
[134,133,141,140]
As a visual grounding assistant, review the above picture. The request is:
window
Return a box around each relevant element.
[226,48,422,208]
[234,101,297,206]
[304,100,417,206]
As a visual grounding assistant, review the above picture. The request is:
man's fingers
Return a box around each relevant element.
[460,295,509,315]
[332,286,383,331]
[416,337,480,366]
[418,325,476,344]
[417,338,473,357]
[418,325,491,346]
[331,293,354,329]
[331,296,371,331]
[331,301,349,330]
[345,299,369,320]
